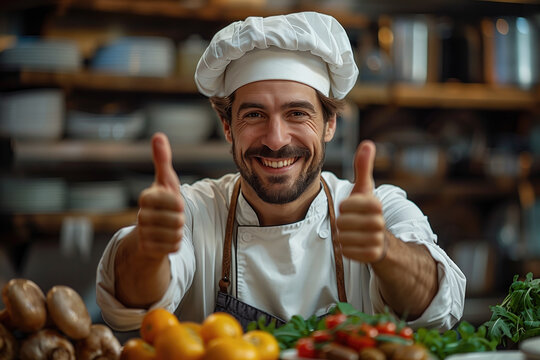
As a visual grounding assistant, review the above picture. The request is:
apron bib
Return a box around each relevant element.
[214,177,347,329]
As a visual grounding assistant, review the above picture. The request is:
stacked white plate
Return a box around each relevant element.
[0,37,81,71]
[0,89,64,140]
[68,181,128,213]
[446,351,523,360]
[0,177,67,213]
[91,36,175,77]
[146,101,215,144]
[66,110,145,141]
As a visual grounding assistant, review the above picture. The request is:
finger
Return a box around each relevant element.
[339,194,382,214]
[137,208,184,228]
[336,213,385,232]
[138,227,183,249]
[152,132,181,191]
[338,231,384,247]
[341,246,385,263]
[351,140,376,195]
[139,187,183,212]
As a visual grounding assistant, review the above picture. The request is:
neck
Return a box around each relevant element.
[240,176,322,226]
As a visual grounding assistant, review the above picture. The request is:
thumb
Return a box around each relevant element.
[152,132,180,191]
[351,140,376,194]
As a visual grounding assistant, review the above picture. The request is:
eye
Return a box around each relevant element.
[241,111,265,121]
[288,110,309,120]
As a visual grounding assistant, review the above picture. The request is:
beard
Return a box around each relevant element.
[231,137,326,204]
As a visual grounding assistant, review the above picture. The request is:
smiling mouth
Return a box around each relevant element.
[258,157,298,169]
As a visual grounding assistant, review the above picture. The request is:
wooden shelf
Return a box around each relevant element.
[377,178,518,199]
[6,71,540,109]
[0,0,369,28]
[11,209,137,235]
[14,139,235,164]
[350,83,539,110]
[5,70,200,94]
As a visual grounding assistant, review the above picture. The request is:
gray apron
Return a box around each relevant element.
[214,177,347,329]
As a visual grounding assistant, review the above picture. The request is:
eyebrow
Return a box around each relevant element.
[237,102,265,116]
[236,100,316,117]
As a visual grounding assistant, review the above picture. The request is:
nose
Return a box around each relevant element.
[261,117,291,151]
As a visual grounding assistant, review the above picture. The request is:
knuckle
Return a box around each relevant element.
[174,214,184,228]
[139,187,157,207]
[375,232,385,245]
[374,216,385,230]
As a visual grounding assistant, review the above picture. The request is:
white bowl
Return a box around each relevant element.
[146,101,215,144]
[521,337,540,360]
[68,181,128,212]
[446,350,524,360]
[0,89,64,140]
[66,110,145,140]
[0,177,67,213]
[0,37,81,71]
[91,36,175,77]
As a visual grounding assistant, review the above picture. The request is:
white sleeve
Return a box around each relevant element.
[96,198,197,332]
[369,185,466,331]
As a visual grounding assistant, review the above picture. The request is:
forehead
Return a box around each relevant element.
[233,80,320,107]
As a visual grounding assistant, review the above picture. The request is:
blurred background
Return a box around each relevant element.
[0,0,539,330]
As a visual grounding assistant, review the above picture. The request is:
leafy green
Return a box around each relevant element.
[247,314,323,350]
[247,303,402,350]
[414,321,497,359]
[248,303,498,358]
[483,272,540,346]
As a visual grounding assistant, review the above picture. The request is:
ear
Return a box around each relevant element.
[324,114,337,142]
[220,117,233,143]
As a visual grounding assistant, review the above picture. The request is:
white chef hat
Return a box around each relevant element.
[194,11,359,99]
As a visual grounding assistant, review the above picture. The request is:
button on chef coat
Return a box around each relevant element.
[96,172,466,332]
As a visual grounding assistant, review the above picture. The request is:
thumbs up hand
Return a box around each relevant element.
[337,140,387,263]
[136,133,184,260]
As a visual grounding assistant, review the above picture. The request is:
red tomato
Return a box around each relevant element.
[376,321,397,335]
[296,337,317,358]
[359,323,378,338]
[311,330,333,343]
[347,334,376,352]
[334,330,350,345]
[399,326,414,339]
[334,324,357,345]
[324,313,347,330]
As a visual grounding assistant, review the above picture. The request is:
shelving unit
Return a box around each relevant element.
[10,209,137,239]
[1,0,540,317]
[3,70,199,94]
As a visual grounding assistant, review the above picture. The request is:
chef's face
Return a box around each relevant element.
[223,80,336,204]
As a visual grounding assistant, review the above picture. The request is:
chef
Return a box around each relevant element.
[96,11,466,332]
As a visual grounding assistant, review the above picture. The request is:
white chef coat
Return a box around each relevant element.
[96,171,466,332]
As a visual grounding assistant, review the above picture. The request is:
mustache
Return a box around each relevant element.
[244,145,311,159]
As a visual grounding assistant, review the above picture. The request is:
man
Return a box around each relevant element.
[96,11,465,332]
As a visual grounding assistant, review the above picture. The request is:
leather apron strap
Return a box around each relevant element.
[218,178,242,293]
[321,178,348,303]
[218,176,347,303]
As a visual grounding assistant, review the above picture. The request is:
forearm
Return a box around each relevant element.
[114,227,172,308]
[371,231,439,320]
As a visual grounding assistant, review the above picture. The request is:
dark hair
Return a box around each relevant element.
[209,90,345,125]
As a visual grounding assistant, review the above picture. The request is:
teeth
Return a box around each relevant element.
[261,158,295,169]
